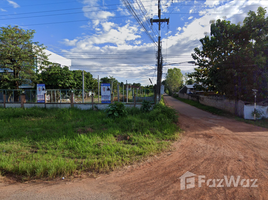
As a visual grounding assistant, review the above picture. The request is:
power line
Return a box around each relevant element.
[122,0,158,45]
[0,7,120,21]
[5,15,130,27]
[0,4,119,17]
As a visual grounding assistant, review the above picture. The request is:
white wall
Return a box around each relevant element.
[0,103,142,110]
[244,105,268,119]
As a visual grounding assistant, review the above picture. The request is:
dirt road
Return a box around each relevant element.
[1,95,268,200]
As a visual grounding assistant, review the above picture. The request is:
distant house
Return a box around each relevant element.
[179,84,196,94]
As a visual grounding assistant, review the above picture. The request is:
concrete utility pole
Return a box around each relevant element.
[126,80,128,103]
[82,70,84,103]
[98,75,100,103]
[150,0,169,102]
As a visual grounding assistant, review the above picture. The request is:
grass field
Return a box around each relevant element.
[0,101,179,180]
[175,96,268,129]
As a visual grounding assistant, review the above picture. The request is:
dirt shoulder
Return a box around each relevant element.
[1,95,268,200]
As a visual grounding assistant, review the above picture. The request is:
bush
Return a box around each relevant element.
[148,103,178,123]
[251,109,264,119]
[140,100,152,112]
[106,102,127,118]
[126,107,141,115]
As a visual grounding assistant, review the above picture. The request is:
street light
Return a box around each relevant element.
[252,89,258,120]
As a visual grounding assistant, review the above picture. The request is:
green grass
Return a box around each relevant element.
[174,96,268,129]
[0,103,179,180]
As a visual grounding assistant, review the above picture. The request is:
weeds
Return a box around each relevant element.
[140,100,152,112]
[0,104,179,180]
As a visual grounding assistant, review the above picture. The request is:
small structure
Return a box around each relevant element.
[179,84,196,94]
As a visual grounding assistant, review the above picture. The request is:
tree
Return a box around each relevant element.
[189,7,268,101]
[190,19,243,91]
[39,65,75,89]
[132,83,141,87]
[186,79,194,85]
[0,25,48,100]
[165,68,183,95]
[100,76,119,92]
[72,70,97,91]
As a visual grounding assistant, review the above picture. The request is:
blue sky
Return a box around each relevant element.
[0,0,268,85]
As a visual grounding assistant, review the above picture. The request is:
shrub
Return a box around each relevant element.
[140,100,152,112]
[126,107,141,115]
[148,103,178,123]
[251,109,264,119]
[106,102,127,118]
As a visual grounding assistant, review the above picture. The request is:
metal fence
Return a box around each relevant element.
[0,89,37,103]
[0,87,155,104]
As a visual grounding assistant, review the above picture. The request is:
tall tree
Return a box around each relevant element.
[0,26,48,96]
[189,7,268,101]
[39,65,75,89]
[165,68,183,95]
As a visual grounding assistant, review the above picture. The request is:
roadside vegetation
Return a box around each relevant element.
[0,100,179,180]
[175,96,268,129]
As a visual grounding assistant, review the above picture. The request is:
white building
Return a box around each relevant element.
[43,49,71,70]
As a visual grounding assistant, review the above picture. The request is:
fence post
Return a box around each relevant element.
[44,94,47,109]
[117,83,120,102]
[123,84,124,102]
[71,93,74,108]
[91,94,94,110]
[126,84,128,103]
[134,94,136,107]
[3,94,6,108]
[111,93,113,103]
[21,93,26,108]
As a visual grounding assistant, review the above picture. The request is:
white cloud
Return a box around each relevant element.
[7,0,19,8]
[82,2,115,22]
[205,0,220,7]
[188,16,193,20]
[0,8,7,12]
[62,39,78,46]
[101,22,116,32]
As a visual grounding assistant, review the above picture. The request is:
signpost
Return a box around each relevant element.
[101,83,111,103]
[37,84,46,103]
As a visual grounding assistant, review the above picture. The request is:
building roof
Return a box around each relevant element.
[185,84,195,89]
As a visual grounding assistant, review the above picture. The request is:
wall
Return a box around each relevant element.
[244,105,268,119]
[178,93,245,117]
[0,103,142,110]
[199,95,245,117]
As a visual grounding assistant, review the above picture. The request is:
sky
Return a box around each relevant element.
[0,0,268,86]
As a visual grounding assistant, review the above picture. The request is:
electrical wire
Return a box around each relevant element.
[0,7,120,21]
[122,0,158,45]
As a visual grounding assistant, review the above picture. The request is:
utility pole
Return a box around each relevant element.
[126,80,128,103]
[150,0,169,102]
[82,70,84,103]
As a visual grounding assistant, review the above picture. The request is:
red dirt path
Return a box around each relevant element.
[1,95,268,200]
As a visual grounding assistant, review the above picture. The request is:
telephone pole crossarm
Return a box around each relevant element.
[150,18,169,25]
